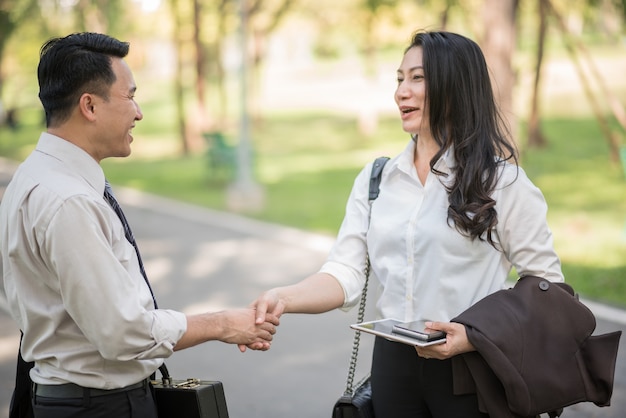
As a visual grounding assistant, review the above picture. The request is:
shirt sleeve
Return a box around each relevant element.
[319,163,373,309]
[494,165,564,283]
[40,195,186,361]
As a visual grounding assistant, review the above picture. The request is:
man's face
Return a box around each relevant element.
[90,58,143,161]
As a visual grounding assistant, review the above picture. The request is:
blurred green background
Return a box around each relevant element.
[1,0,625,306]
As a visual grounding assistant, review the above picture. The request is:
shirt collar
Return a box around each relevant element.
[36,132,106,195]
[392,139,457,175]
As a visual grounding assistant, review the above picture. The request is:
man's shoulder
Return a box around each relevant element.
[9,161,100,222]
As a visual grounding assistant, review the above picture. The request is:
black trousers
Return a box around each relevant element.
[32,384,157,418]
[370,336,489,418]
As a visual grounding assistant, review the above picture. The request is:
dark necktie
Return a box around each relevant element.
[104,183,172,380]
[103,180,158,308]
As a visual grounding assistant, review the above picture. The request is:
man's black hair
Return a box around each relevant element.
[38,32,129,127]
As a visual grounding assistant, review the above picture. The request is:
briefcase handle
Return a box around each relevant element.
[157,363,173,386]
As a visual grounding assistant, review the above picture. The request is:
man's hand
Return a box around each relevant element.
[175,308,279,352]
[238,289,285,352]
[237,274,345,352]
[218,308,279,352]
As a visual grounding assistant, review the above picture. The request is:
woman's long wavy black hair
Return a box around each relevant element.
[408,30,518,248]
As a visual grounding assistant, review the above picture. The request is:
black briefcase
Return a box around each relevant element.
[151,378,229,418]
[151,364,229,418]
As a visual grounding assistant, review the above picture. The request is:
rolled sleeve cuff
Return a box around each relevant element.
[148,309,187,356]
[319,261,364,311]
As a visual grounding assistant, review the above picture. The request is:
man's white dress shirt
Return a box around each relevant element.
[0,133,186,389]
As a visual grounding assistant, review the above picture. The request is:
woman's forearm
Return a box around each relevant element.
[279,273,345,314]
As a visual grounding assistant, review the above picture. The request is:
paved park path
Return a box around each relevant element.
[0,157,624,417]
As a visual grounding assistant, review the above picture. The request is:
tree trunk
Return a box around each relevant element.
[187,0,209,150]
[528,0,548,148]
[193,0,206,111]
[481,0,519,144]
[545,0,623,163]
[169,0,190,155]
[0,13,12,109]
[439,1,452,30]
[357,11,379,137]
[215,0,229,129]
[246,0,296,128]
[0,0,39,118]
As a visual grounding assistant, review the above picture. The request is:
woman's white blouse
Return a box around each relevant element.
[320,140,563,322]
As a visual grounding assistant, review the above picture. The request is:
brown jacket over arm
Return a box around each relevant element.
[452,275,621,417]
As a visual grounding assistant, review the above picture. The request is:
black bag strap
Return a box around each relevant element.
[368,157,389,201]
[343,156,389,396]
[9,331,34,418]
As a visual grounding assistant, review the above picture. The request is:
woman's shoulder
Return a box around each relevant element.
[493,161,544,197]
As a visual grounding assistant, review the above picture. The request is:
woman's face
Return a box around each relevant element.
[394,46,428,136]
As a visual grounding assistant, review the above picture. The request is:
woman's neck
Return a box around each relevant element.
[413,134,440,184]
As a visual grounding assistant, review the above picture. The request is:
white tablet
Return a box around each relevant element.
[350,318,447,347]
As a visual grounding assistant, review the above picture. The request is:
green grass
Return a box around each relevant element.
[1,108,625,307]
[518,118,626,305]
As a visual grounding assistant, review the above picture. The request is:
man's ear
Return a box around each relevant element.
[78,93,97,122]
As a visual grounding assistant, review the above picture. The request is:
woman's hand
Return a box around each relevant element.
[414,321,475,360]
[238,274,345,352]
[238,288,286,352]
[252,288,286,324]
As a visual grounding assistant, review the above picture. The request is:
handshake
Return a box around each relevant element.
[231,274,346,352]
[233,288,285,352]
[177,273,343,352]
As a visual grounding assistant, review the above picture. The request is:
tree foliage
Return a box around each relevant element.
[0,0,39,99]
[0,0,624,156]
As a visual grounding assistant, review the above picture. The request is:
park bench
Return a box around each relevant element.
[203,131,236,180]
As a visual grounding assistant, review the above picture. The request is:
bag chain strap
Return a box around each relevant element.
[343,256,370,396]
[343,156,388,396]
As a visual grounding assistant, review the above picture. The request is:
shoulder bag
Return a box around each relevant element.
[332,156,389,418]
